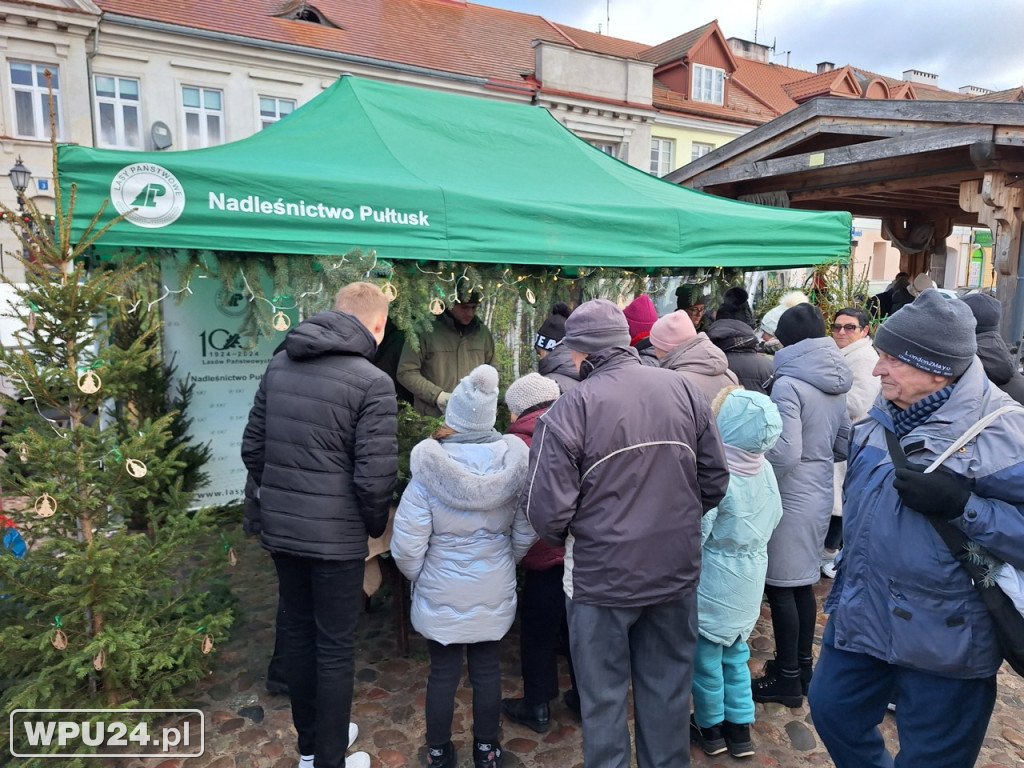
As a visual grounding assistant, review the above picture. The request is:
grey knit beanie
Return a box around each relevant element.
[961,292,1001,333]
[505,372,560,417]
[562,299,631,354]
[874,288,977,377]
[445,364,499,433]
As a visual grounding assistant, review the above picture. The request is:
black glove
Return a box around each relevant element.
[892,462,971,519]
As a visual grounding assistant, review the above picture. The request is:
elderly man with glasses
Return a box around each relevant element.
[821,307,881,578]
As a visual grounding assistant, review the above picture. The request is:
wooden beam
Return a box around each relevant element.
[960,171,1024,276]
[788,171,975,203]
[690,126,993,188]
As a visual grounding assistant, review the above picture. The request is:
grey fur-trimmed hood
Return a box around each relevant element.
[409,435,529,510]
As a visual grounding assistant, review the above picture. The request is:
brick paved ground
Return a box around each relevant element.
[117,536,1024,768]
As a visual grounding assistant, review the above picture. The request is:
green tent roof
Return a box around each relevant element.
[58,75,851,269]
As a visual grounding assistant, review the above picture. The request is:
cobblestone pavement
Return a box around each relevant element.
[120,536,1024,768]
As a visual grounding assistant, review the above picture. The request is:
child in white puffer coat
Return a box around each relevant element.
[392,364,536,768]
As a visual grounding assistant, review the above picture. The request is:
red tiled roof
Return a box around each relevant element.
[783,66,860,101]
[969,86,1024,102]
[94,0,991,127]
[96,0,576,85]
[638,22,713,66]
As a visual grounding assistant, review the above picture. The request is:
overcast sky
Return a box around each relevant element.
[489,0,1024,92]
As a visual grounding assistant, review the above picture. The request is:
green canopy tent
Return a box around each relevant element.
[58,75,850,269]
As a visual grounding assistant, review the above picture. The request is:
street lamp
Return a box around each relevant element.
[7,157,33,267]
[8,156,31,212]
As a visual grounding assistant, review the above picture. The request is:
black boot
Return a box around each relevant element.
[763,657,813,694]
[751,665,803,707]
[425,740,455,768]
[689,714,726,756]
[473,740,503,768]
[722,721,755,758]
[502,697,550,733]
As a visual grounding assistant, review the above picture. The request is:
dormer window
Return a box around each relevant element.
[692,64,725,105]
[276,2,339,28]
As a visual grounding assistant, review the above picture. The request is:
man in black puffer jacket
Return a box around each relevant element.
[242,281,397,768]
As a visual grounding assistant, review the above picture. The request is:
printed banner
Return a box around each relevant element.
[160,255,296,505]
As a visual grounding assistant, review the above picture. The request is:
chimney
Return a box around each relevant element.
[817,61,835,74]
[727,37,771,64]
[903,68,938,85]
[959,84,993,96]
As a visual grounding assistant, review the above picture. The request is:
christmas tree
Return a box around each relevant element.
[0,95,232,761]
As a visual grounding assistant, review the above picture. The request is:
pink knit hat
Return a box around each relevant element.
[622,294,658,341]
[649,310,697,351]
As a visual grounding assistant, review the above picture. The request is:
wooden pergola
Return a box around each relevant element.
[668,99,1024,342]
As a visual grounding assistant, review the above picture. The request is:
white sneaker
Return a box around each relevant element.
[348,722,359,749]
[821,561,838,579]
[346,751,371,768]
[299,756,314,768]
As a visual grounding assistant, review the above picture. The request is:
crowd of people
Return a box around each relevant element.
[241,278,1024,768]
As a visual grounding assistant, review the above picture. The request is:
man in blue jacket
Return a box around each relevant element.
[809,289,1024,768]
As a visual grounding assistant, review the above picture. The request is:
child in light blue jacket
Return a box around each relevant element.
[690,386,783,759]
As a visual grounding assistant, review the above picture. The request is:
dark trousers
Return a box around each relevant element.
[809,617,996,768]
[273,553,364,768]
[266,597,288,690]
[824,515,843,551]
[764,584,817,669]
[519,565,576,705]
[568,591,698,768]
[425,639,502,746]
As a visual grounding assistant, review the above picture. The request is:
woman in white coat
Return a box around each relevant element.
[392,365,535,768]
[821,307,880,578]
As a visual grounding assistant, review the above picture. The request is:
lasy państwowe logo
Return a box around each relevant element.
[111,163,186,228]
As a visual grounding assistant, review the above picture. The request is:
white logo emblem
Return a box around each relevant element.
[110,163,186,228]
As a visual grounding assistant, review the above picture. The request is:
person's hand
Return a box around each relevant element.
[892,463,971,519]
[435,391,451,410]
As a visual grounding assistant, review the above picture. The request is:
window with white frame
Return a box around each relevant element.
[94,75,142,149]
[691,64,725,105]
[691,141,715,162]
[650,137,674,176]
[259,96,296,130]
[182,86,224,148]
[590,141,620,158]
[10,61,62,139]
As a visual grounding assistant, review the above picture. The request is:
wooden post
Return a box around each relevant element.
[959,171,1024,341]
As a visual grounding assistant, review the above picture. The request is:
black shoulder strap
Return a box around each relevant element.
[883,428,985,584]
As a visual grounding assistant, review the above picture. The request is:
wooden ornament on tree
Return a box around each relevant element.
[272,311,291,332]
[382,281,398,301]
[34,493,56,518]
[18,442,28,463]
[77,370,101,394]
[429,297,445,315]
[525,289,536,305]
[51,629,68,650]
[227,547,238,567]
[125,458,148,478]
[201,633,215,655]
[93,649,106,671]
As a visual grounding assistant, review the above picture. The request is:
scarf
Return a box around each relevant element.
[887,383,955,437]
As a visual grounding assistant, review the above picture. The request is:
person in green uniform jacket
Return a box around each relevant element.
[397,291,495,416]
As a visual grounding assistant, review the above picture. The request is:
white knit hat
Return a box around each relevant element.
[445,365,499,433]
[505,373,560,416]
[758,290,810,337]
